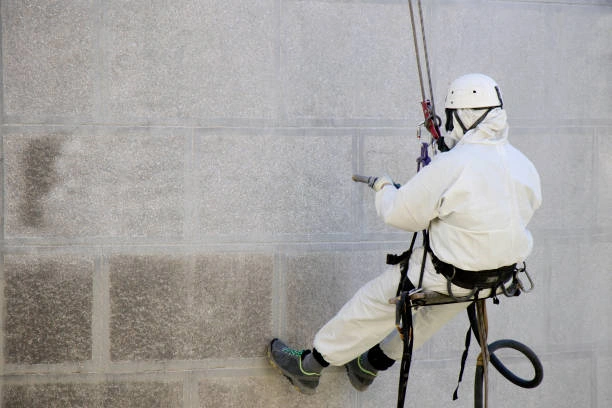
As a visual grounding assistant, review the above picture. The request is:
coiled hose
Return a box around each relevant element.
[474,339,544,407]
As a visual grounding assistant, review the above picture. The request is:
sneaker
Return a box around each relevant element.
[267,338,321,395]
[345,353,378,391]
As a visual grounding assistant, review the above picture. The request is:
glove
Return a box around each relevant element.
[368,174,394,192]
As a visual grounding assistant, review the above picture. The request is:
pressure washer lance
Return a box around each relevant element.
[351,174,375,185]
[352,174,402,189]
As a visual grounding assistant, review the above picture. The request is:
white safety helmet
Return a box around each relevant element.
[444,73,503,109]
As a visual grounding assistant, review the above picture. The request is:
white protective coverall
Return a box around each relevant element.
[313,107,542,364]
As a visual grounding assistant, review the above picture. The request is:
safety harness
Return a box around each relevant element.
[387,230,531,408]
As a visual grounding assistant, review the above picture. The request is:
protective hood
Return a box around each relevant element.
[445,107,508,149]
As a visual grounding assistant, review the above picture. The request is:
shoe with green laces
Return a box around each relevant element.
[267,338,322,395]
[345,353,378,391]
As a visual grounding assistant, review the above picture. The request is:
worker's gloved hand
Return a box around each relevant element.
[368,175,395,192]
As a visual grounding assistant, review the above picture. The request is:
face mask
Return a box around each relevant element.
[443,108,461,149]
[444,129,460,150]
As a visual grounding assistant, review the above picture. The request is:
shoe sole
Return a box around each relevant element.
[266,342,317,395]
[344,364,372,392]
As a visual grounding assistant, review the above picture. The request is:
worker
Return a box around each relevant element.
[267,73,542,394]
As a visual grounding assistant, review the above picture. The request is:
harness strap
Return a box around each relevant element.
[387,231,420,408]
[430,250,516,291]
[397,290,415,408]
[417,231,429,289]
[387,231,419,296]
[453,302,477,400]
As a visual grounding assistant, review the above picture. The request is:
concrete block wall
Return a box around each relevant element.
[1,1,610,407]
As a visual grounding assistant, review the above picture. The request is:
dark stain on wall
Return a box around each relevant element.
[4,256,93,364]
[19,136,63,228]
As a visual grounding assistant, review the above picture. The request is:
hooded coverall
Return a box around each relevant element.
[313,108,542,364]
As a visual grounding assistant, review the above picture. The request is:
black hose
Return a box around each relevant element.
[468,304,543,384]
[474,365,485,408]
[474,339,544,407]
[488,339,543,388]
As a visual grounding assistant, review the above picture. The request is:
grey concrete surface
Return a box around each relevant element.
[4,254,93,364]
[1,0,611,407]
[3,382,183,408]
[109,253,273,361]
[4,127,187,239]
[2,1,97,121]
[193,130,354,236]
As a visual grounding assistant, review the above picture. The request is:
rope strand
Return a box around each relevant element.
[407,0,426,101]
[417,0,437,117]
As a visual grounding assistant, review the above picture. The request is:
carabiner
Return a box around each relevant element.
[513,262,534,293]
[517,270,535,293]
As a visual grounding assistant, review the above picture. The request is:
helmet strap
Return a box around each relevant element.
[495,86,504,108]
[453,107,495,134]
[445,108,454,132]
